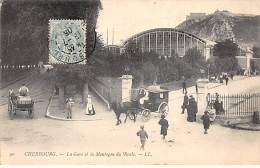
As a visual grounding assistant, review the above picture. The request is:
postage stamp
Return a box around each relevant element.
[49,19,86,64]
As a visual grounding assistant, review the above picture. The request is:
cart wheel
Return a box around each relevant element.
[141,109,151,122]
[8,102,13,120]
[158,102,169,117]
[127,108,137,121]
[28,109,34,119]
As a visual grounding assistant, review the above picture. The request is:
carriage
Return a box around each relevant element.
[8,90,34,120]
[124,85,169,122]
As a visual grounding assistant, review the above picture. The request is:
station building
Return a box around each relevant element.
[122,28,207,59]
[105,45,121,56]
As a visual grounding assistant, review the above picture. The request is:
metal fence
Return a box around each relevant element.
[88,76,122,103]
[207,93,260,116]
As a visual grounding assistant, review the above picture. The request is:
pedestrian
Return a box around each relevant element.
[219,74,223,83]
[136,125,148,150]
[182,79,187,94]
[55,84,59,95]
[195,83,198,94]
[85,95,96,115]
[158,115,169,140]
[187,95,197,122]
[181,92,189,114]
[225,77,229,85]
[201,111,210,134]
[66,98,74,119]
[231,72,234,80]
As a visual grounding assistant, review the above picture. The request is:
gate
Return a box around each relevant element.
[207,93,260,116]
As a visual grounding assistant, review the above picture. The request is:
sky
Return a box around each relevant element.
[96,0,260,46]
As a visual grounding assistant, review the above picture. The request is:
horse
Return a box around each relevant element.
[110,101,138,125]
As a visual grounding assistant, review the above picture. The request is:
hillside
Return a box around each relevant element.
[176,10,260,48]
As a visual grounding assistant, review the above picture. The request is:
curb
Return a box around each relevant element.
[225,123,260,131]
[0,71,36,89]
[45,89,115,121]
[207,76,249,90]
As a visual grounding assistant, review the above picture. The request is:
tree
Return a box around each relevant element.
[142,51,160,65]
[124,40,142,65]
[1,0,102,66]
[252,46,260,58]
[184,47,204,68]
[214,57,238,72]
[213,39,238,58]
[142,62,159,84]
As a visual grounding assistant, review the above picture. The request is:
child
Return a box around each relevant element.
[66,98,74,119]
[136,125,148,150]
[201,111,210,134]
[158,115,169,140]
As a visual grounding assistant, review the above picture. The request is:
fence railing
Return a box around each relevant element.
[207,93,260,116]
[88,76,111,102]
[88,76,123,104]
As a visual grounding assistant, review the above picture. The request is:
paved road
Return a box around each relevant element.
[0,72,260,165]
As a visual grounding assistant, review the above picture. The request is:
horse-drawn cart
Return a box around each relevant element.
[8,91,34,120]
[126,85,169,122]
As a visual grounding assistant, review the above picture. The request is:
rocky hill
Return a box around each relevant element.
[176,10,260,48]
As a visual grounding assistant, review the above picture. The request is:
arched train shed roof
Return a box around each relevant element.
[123,28,206,45]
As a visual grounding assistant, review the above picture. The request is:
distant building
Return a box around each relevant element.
[123,28,206,58]
[105,45,121,55]
[186,13,206,22]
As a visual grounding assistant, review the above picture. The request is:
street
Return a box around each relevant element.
[0,70,260,164]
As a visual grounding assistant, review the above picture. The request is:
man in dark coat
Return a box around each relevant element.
[225,77,229,85]
[158,115,169,140]
[181,93,189,114]
[182,79,187,94]
[187,95,197,122]
[201,111,210,134]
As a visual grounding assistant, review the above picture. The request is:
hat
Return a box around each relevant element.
[161,115,165,119]
[140,125,144,129]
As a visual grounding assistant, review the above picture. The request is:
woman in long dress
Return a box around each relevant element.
[85,95,95,115]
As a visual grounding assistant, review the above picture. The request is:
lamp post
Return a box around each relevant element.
[207,64,210,81]
[124,66,129,75]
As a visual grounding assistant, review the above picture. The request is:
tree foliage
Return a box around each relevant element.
[213,39,238,58]
[184,47,204,68]
[253,46,260,58]
[1,0,102,66]
[214,57,238,72]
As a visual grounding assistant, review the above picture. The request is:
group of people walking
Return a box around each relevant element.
[136,114,169,150]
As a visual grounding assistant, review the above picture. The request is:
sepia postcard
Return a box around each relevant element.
[0,0,260,165]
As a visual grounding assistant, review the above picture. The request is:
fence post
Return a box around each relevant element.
[196,78,209,120]
[120,75,133,103]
